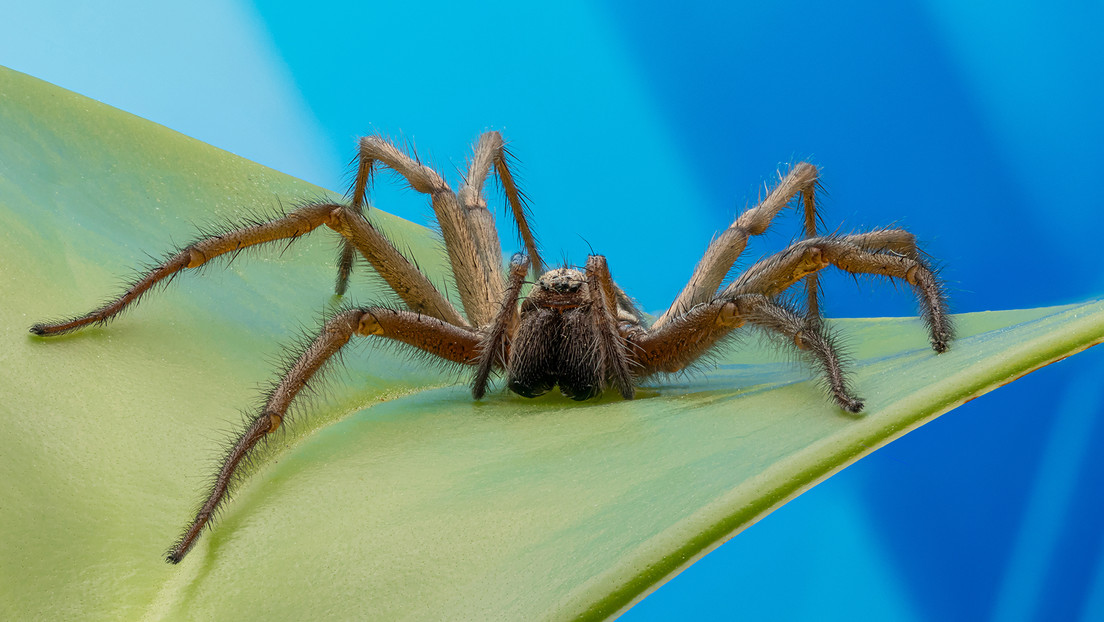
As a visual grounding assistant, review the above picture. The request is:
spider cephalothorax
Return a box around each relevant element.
[31,132,952,563]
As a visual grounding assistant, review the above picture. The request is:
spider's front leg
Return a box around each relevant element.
[168,307,480,563]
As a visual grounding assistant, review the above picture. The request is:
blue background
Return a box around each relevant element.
[4,2,1103,619]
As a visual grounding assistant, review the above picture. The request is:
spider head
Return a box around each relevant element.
[531,268,588,308]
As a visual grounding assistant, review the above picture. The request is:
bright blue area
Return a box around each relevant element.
[4,0,1102,619]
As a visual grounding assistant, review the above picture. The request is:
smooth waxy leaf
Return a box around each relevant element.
[2,66,1102,620]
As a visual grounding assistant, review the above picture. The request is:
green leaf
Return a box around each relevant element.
[2,66,1102,620]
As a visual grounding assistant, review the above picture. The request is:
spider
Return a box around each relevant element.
[30,131,952,563]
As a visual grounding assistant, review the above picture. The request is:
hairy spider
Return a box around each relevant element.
[30,132,952,563]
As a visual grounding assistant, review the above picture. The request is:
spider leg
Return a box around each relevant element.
[585,255,635,399]
[352,135,509,327]
[654,162,822,329]
[461,131,545,276]
[331,205,468,326]
[799,184,824,325]
[332,136,380,296]
[627,293,862,411]
[725,231,953,352]
[31,203,332,336]
[334,241,358,296]
[742,295,862,412]
[472,253,530,398]
[31,202,468,336]
[167,306,481,563]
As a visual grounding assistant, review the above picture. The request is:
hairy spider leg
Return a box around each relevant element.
[30,203,331,336]
[29,202,468,336]
[739,294,863,412]
[334,239,359,297]
[653,162,823,330]
[626,229,950,412]
[461,132,545,277]
[350,133,541,328]
[166,306,482,563]
[584,255,635,399]
[472,253,530,398]
[350,136,494,324]
[627,291,863,411]
[800,181,823,325]
[725,232,953,352]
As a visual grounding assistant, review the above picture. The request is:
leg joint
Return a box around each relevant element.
[356,310,384,336]
[326,205,373,241]
[905,264,920,285]
[715,300,744,327]
[186,247,207,269]
[265,412,282,433]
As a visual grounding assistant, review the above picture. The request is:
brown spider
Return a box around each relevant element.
[30,132,952,563]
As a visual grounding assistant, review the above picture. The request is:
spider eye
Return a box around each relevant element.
[542,277,581,293]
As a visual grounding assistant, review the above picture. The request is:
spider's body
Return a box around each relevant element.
[508,266,615,400]
[31,132,952,563]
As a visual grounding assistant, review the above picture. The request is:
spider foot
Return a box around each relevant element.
[838,396,865,414]
[29,320,91,337]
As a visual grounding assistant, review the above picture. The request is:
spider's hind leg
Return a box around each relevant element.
[461,131,545,277]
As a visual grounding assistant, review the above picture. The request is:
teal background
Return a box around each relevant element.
[3,2,1103,619]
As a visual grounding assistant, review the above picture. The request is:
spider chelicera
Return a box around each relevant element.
[31,131,952,562]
